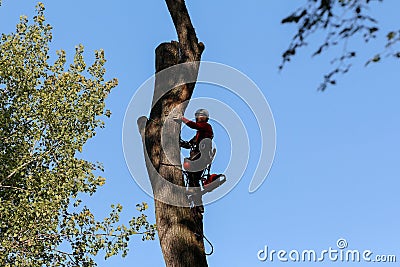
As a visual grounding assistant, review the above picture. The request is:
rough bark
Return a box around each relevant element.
[138,1,207,266]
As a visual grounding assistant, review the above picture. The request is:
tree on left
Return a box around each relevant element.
[0,3,155,266]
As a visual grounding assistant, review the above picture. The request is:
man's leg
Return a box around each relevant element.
[192,170,204,213]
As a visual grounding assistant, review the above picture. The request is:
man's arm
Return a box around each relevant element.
[182,117,208,130]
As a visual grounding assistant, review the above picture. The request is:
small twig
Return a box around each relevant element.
[3,141,59,182]
[53,249,80,265]
[0,185,29,192]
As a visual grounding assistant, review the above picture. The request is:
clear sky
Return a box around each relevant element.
[1,1,399,266]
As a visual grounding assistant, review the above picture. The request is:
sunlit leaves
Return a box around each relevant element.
[0,3,155,266]
[136,202,149,212]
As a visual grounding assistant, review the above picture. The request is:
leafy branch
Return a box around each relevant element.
[0,3,156,266]
[280,0,398,90]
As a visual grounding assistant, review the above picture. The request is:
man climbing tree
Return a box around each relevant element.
[178,109,214,214]
[137,0,210,266]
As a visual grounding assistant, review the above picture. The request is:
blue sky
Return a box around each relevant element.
[1,1,399,266]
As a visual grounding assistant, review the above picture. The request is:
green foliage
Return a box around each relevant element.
[0,3,155,266]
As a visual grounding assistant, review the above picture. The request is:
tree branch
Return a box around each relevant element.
[280,0,382,90]
[0,185,29,192]
[3,144,55,181]
[165,0,205,61]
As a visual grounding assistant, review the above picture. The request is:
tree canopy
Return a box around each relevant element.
[0,3,155,266]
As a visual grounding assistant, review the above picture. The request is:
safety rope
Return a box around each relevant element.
[187,192,214,256]
[191,208,214,256]
[159,162,182,170]
[181,157,215,256]
[202,233,214,256]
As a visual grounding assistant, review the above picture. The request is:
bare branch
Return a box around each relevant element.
[0,185,29,192]
[165,0,205,61]
[280,0,384,90]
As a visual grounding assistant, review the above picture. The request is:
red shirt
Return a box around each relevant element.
[182,117,213,144]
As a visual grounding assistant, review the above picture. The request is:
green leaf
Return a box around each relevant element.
[372,54,381,62]
[0,4,154,266]
[387,31,396,40]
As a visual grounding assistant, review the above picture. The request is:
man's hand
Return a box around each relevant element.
[179,139,191,149]
[172,114,182,122]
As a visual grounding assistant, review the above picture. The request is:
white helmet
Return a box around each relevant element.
[195,108,209,119]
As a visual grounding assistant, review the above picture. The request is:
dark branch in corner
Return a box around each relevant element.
[279,0,390,91]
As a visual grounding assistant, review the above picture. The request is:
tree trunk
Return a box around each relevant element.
[138,1,207,266]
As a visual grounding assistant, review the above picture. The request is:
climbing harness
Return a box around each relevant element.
[181,143,226,257]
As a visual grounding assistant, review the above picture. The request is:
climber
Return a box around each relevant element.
[174,108,214,213]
